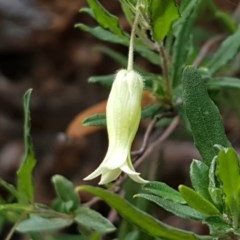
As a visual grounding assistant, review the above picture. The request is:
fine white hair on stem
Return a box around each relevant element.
[127,1,141,71]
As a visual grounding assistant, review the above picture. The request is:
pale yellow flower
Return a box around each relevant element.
[84,69,148,185]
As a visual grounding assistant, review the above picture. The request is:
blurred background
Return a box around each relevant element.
[0,0,240,238]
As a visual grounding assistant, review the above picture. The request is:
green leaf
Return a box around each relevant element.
[75,207,115,234]
[179,185,220,216]
[17,89,36,204]
[135,193,204,221]
[141,181,186,204]
[141,105,163,119]
[82,114,106,127]
[87,0,125,37]
[206,25,240,75]
[171,0,201,87]
[52,175,80,213]
[208,157,223,208]
[16,214,73,232]
[216,147,240,228]
[203,216,231,235]
[76,24,160,65]
[88,74,114,88]
[82,104,164,127]
[190,160,212,202]
[75,24,127,44]
[207,77,240,90]
[182,66,231,166]
[149,0,179,41]
[0,178,17,198]
[76,185,210,240]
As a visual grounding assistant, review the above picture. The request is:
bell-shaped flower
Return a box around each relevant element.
[84,69,148,185]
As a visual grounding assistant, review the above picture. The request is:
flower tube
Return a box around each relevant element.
[84,69,148,184]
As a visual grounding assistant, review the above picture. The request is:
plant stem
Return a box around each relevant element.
[127,4,141,71]
[158,43,172,104]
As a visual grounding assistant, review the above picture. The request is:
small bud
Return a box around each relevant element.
[84,69,148,185]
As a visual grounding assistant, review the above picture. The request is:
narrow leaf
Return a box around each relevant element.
[190,160,212,202]
[179,185,220,216]
[16,214,73,232]
[206,25,240,75]
[207,77,240,90]
[216,147,240,228]
[82,114,106,127]
[172,0,201,87]
[135,193,204,221]
[76,185,210,240]
[141,181,186,203]
[75,24,160,65]
[149,0,179,41]
[17,89,36,204]
[88,74,113,88]
[75,207,115,234]
[182,66,231,165]
[87,0,125,37]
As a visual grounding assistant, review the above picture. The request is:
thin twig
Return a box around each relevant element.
[132,111,175,159]
[193,35,225,67]
[82,196,100,207]
[5,212,28,240]
[134,116,180,169]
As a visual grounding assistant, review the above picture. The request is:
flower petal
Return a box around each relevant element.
[83,166,103,181]
[99,168,121,185]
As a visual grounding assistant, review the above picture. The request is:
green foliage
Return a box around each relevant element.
[149,0,179,41]
[17,89,36,204]
[77,185,210,240]
[75,207,115,234]
[16,214,73,233]
[171,0,201,87]
[3,0,240,239]
[178,185,220,216]
[206,25,240,75]
[182,66,230,165]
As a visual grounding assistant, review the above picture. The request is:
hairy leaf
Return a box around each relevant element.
[182,66,230,165]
